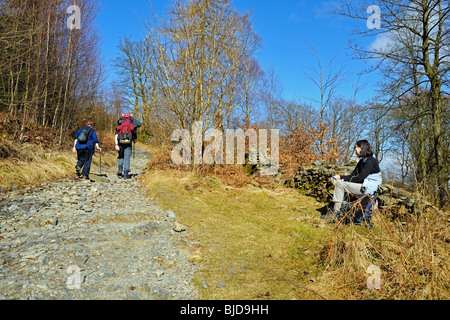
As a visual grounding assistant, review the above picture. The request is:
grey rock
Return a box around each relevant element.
[101,269,116,278]
[8,205,20,212]
[173,222,187,232]
[62,197,71,203]
[166,210,176,220]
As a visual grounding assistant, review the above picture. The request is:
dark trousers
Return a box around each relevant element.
[76,148,94,177]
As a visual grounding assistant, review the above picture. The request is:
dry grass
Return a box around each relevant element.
[0,138,117,191]
[145,143,291,190]
[318,207,450,300]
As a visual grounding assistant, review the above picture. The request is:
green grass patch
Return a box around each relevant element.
[142,169,333,300]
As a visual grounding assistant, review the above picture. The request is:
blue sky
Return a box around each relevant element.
[96,0,381,105]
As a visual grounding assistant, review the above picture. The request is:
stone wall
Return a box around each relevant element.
[284,160,424,215]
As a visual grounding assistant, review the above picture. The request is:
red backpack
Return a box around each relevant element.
[117,117,135,144]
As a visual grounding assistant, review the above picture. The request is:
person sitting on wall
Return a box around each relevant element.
[321,139,382,220]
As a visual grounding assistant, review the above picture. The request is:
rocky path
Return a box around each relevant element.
[0,147,199,300]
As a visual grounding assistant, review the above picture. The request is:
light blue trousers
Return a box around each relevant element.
[118,144,132,175]
[333,180,364,211]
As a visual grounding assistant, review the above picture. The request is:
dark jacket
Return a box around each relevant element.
[75,126,99,152]
[341,156,382,195]
[341,156,381,183]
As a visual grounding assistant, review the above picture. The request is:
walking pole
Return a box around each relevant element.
[98,150,107,177]
[99,150,102,176]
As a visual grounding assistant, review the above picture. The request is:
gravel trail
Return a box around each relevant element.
[0,147,199,300]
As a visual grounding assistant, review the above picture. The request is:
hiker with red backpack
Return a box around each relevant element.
[115,113,141,179]
[73,119,102,180]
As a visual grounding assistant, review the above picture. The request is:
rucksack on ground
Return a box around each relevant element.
[117,117,134,144]
[78,127,92,144]
[337,194,378,229]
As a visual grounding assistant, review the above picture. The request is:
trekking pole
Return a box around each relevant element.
[99,150,102,176]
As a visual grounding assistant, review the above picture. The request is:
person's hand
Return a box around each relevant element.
[72,147,76,153]
[97,147,102,152]
[330,176,336,186]
[115,145,120,151]
[330,175,341,186]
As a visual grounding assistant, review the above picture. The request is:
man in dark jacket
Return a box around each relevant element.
[73,119,102,180]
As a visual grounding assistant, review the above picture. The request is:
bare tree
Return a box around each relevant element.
[301,47,346,159]
[260,67,283,129]
[336,0,450,207]
[116,0,262,139]
[238,57,264,127]
[0,0,104,145]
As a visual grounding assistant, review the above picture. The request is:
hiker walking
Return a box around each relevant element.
[73,119,102,180]
[115,113,141,179]
[322,139,382,220]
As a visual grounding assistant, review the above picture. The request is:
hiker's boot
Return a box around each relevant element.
[123,171,131,179]
[117,172,123,177]
[321,209,338,220]
[75,165,81,177]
